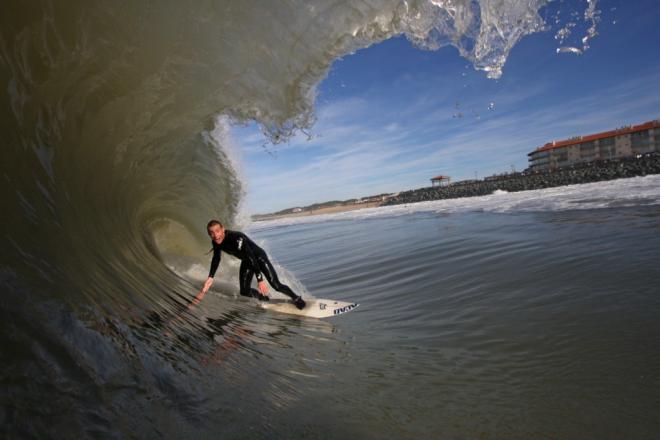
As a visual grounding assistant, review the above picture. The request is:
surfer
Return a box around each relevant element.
[198,220,306,310]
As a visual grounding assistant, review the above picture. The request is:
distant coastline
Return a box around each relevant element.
[252,153,660,221]
[253,201,383,222]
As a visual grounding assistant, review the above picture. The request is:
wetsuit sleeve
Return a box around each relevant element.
[241,234,263,282]
[208,246,221,278]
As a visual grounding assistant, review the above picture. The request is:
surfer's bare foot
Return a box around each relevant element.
[293,296,306,310]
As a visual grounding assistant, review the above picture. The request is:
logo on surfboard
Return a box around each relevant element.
[333,303,358,315]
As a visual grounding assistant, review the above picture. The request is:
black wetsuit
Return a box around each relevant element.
[208,230,298,300]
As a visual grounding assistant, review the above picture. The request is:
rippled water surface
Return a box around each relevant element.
[246,204,660,439]
[3,188,660,439]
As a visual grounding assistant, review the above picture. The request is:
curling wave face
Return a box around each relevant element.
[0,1,602,437]
[0,0,566,323]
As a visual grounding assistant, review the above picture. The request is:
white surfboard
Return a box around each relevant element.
[259,298,359,318]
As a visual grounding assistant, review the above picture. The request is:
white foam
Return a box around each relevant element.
[253,175,660,228]
[204,116,254,230]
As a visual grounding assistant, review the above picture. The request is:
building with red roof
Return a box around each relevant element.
[528,120,659,171]
[430,175,451,187]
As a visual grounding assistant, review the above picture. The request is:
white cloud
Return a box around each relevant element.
[236,69,660,213]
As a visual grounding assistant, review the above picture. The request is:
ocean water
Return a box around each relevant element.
[248,177,660,439]
[4,1,658,439]
[6,176,660,438]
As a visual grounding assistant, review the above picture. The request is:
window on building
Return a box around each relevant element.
[581,141,596,150]
[580,141,596,161]
[632,130,652,153]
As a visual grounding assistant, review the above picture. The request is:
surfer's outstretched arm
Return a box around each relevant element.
[191,277,213,309]
[208,246,221,279]
[191,287,208,308]
[199,277,214,296]
[199,246,221,299]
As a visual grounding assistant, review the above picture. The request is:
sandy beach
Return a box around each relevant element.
[254,201,382,221]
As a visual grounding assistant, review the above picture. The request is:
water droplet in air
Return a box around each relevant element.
[557,46,583,55]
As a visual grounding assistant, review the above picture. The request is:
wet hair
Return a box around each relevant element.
[207,220,224,230]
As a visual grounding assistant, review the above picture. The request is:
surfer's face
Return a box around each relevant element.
[208,224,225,244]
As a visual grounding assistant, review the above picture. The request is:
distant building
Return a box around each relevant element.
[357,195,390,203]
[292,207,303,213]
[431,175,451,187]
[528,120,660,171]
[452,179,479,186]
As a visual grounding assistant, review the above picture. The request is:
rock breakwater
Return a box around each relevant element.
[384,154,660,205]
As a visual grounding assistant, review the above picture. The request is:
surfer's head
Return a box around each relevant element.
[207,220,225,244]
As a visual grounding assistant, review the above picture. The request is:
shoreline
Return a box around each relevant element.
[254,201,382,222]
[253,154,660,221]
[384,154,660,206]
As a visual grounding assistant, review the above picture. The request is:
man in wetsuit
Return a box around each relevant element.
[198,220,306,310]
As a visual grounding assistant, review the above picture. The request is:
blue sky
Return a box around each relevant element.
[233,0,660,214]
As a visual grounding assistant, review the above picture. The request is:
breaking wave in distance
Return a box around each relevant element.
[253,175,660,229]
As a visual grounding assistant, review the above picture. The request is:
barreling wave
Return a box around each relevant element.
[0,1,601,437]
[0,0,583,320]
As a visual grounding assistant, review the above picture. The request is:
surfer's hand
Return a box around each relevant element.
[257,280,269,295]
[191,290,205,307]
[201,277,213,294]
